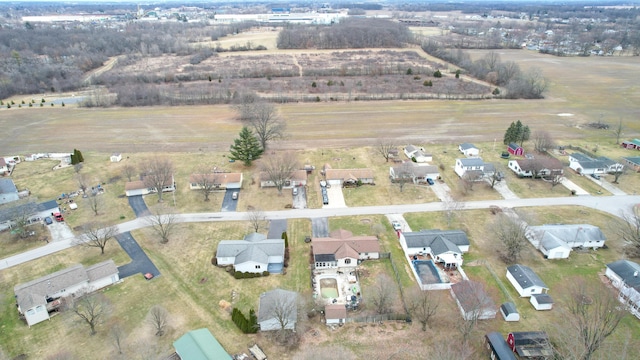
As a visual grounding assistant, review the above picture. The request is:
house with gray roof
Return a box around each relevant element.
[389,162,439,184]
[216,233,284,274]
[404,144,432,163]
[0,199,60,232]
[527,224,606,259]
[623,156,640,172]
[14,260,119,327]
[458,143,480,157]
[0,178,19,205]
[258,288,298,331]
[454,157,495,180]
[605,260,640,319]
[506,264,548,297]
[568,153,623,175]
[400,229,470,268]
[451,280,497,320]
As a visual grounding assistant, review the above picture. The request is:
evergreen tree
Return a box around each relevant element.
[249,308,258,333]
[229,127,263,166]
[282,231,288,248]
[503,121,516,144]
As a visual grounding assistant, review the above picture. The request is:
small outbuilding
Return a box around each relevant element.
[485,332,517,360]
[459,143,480,157]
[500,302,520,322]
[324,304,347,325]
[110,153,122,162]
[507,331,553,359]
[173,328,232,360]
[450,280,497,321]
[506,264,549,297]
[507,143,524,156]
[530,293,554,311]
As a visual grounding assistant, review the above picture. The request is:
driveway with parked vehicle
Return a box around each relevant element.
[221,189,240,212]
[292,187,307,209]
[115,232,160,279]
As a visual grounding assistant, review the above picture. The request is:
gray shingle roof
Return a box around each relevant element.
[531,224,605,248]
[404,230,470,249]
[86,259,118,282]
[430,236,462,256]
[258,289,298,323]
[458,158,484,167]
[14,264,88,311]
[500,302,518,315]
[459,143,477,150]
[607,260,640,291]
[507,264,548,290]
[217,235,284,266]
[532,293,554,304]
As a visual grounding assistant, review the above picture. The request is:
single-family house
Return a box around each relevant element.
[404,144,432,163]
[621,139,640,150]
[459,143,480,157]
[324,304,347,325]
[260,169,307,188]
[527,224,606,259]
[450,280,497,320]
[190,172,243,190]
[124,174,176,197]
[110,153,122,162]
[605,260,640,319]
[485,332,517,360]
[14,260,119,327]
[173,328,232,360]
[507,143,524,156]
[568,153,624,175]
[216,233,285,274]
[530,293,554,311]
[623,157,640,172]
[312,229,380,269]
[400,230,470,268]
[0,178,20,205]
[258,289,298,331]
[454,158,486,179]
[500,302,520,322]
[389,162,439,184]
[0,158,8,174]
[508,157,564,178]
[506,331,553,359]
[324,167,374,186]
[0,199,60,232]
[506,264,549,297]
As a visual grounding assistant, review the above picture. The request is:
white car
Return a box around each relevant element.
[391,221,402,231]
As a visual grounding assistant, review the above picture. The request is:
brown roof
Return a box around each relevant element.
[189,172,242,185]
[14,264,88,311]
[514,157,563,172]
[0,158,6,167]
[312,229,380,257]
[324,168,374,181]
[86,259,118,282]
[259,169,307,182]
[124,180,146,191]
[325,304,347,319]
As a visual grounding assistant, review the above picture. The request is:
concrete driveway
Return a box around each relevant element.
[587,176,627,196]
[430,180,453,202]
[386,214,413,233]
[115,232,160,279]
[311,218,329,237]
[268,219,288,239]
[128,195,150,217]
[221,189,239,212]
[491,180,519,200]
[292,187,307,209]
[561,178,589,195]
[323,185,346,209]
[46,220,75,242]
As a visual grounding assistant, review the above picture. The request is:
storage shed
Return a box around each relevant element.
[500,302,520,322]
[530,293,554,311]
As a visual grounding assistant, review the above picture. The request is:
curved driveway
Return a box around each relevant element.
[2,194,639,270]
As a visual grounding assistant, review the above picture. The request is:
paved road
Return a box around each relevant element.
[2,194,639,270]
[114,232,160,279]
[128,195,150,217]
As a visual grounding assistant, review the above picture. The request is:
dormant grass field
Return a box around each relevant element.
[1,29,640,359]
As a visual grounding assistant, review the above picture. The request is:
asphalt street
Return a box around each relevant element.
[2,194,639,270]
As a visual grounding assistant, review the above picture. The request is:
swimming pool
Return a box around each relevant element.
[320,277,339,299]
[412,259,445,285]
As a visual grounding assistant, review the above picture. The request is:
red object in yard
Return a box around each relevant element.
[53,212,64,222]
[144,273,154,280]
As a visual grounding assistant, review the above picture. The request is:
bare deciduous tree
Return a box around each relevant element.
[76,223,118,255]
[240,101,286,150]
[122,164,137,182]
[147,305,169,336]
[611,160,627,184]
[73,163,84,174]
[260,152,299,195]
[5,199,38,239]
[453,280,495,344]
[612,118,624,145]
[394,161,414,192]
[147,205,178,244]
[191,169,222,201]
[375,137,398,163]
[492,213,528,264]
[110,323,125,355]
[444,198,465,227]
[406,287,440,331]
[142,157,174,203]
[86,193,103,216]
[69,292,110,336]
[551,278,626,360]
[533,130,555,152]
[369,274,397,314]
[245,209,266,233]
[76,172,90,194]
[612,207,640,257]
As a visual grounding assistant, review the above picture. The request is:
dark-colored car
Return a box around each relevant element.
[426,178,435,185]
[44,217,53,225]
[591,173,600,180]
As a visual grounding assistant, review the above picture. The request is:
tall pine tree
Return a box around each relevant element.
[229,127,263,166]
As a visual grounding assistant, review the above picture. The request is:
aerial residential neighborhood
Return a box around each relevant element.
[1,1,640,359]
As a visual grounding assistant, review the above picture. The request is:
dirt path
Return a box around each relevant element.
[83,56,121,85]
[291,54,303,77]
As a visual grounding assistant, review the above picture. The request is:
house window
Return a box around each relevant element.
[345,259,351,264]
[255,265,261,269]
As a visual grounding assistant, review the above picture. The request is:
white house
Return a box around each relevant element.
[124,175,176,197]
[400,230,470,268]
[458,143,480,157]
[324,304,347,325]
[324,167,374,186]
[0,158,8,174]
[216,233,285,274]
[568,153,624,175]
[527,224,606,259]
[260,169,307,188]
[0,199,60,232]
[506,264,549,297]
[110,153,122,162]
[500,302,520,322]
[258,289,298,331]
[451,280,497,320]
[454,158,486,179]
[312,229,380,269]
[0,178,20,205]
[508,157,564,178]
[389,162,439,184]
[605,260,640,319]
[404,144,432,163]
[190,172,243,190]
[14,260,119,327]
[530,293,554,311]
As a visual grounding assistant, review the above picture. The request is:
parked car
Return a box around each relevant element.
[426,178,435,185]
[391,221,402,231]
[232,192,239,200]
[501,152,510,159]
[292,187,298,196]
[144,273,154,280]
[44,217,53,225]
[591,173,600,180]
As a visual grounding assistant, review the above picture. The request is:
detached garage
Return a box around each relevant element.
[530,294,554,311]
